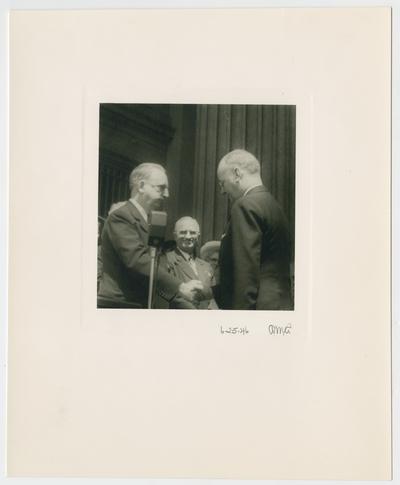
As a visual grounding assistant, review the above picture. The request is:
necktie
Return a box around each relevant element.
[188,255,198,277]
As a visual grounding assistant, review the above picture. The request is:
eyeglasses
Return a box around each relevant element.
[149,183,169,194]
[177,230,199,237]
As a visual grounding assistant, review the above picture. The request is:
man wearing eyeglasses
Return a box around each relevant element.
[98,162,204,308]
[164,217,215,309]
[213,149,293,310]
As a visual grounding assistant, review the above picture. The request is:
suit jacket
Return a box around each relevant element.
[164,248,214,309]
[214,186,293,310]
[97,244,103,292]
[98,201,180,308]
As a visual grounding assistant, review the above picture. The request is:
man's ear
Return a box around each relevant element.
[233,167,241,180]
[138,180,145,193]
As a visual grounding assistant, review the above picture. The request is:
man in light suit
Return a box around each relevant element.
[165,217,215,309]
[98,163,203,308]
[213,149,293,310]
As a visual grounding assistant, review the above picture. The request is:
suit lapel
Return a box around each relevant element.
[174,249,198,280]
[126,201,148,234]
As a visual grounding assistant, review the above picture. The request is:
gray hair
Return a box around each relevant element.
[128,163,166,193]
[174,216,200,233]
[219,149,260,175]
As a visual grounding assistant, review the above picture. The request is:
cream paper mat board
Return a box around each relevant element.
[8,8,391,479]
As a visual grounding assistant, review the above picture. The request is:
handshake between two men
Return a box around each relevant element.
[98,165,217,310]
[98,149,293,311]
[177,279,212,305]
[161,215,216,310]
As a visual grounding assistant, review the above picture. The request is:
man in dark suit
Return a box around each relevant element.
[98,163,203,308]
[213,149,293,310]
[97,202,126,293]
[164,217,215,309]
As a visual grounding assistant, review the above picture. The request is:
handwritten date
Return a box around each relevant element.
[220,326,249,335]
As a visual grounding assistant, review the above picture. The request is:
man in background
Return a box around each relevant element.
[200,240,221,284]
[214,149,293,310]
[98,163,203,308]
[164,217,214,309]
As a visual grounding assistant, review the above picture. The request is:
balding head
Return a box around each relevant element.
[217,149,263,201]
[174,216,200,255]
[129,162,169,212]
[129,163,166,194]
[218,149,261,176]
[174,216,200,233]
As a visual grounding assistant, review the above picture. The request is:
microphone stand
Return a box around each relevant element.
[147,210,167,309]
[148,247,157,309]
[148,245,163,309]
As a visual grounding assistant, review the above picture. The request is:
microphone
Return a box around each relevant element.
[148,211,167,248]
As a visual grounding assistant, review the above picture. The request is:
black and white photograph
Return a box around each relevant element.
[97,103,296,310]
[5,6,393,480]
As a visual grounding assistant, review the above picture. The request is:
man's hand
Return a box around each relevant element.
[178,280,204,302]
[193,285,213,302]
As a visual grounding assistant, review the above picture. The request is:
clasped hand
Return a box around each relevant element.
[178,280,209,303]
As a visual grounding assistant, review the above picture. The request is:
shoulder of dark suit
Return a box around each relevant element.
[233,186,269,211]
[107,201,141,224]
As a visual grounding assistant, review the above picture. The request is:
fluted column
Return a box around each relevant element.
[193,105,230,243]
[193,104,296,246]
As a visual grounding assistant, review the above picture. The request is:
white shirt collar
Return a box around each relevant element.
[177,247,194,261]
[129,198,148,223]
[243,184,263,198]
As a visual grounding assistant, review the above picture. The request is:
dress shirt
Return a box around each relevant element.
[177,248,199,276]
